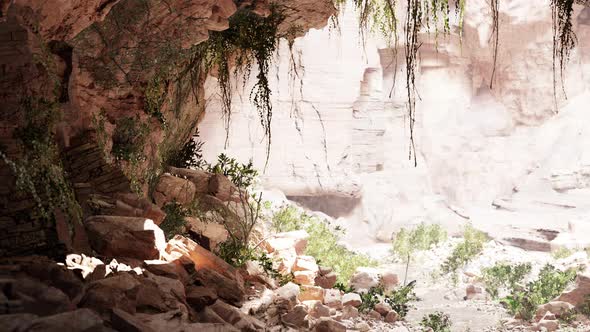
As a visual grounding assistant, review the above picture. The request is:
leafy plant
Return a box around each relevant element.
[552,247,574,260]
[208,153,258,189]
[111,116,149,162]
[392,223,447,261]
[441,224,487,278]
[271,205,305,232]
[501,264,578,321]
[3,97,82,231]
[254,252,294,286]
[217,239,254,268]
[164,129,206,169]
[420,311,452,332]
[269,204,377,284]
[334,282,355,293]
[160,201,189,240]
[384,280,419,319]
[482,263,532,299]
[197,5,286,161]
[359,285,384,313]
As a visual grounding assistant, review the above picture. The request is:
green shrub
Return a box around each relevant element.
[358,285,384,313]
[552,247,574,260]
[441,224,487,278]
[208,153,258,189]
[482,263,532,299]
[357,281,419,318]
[271,205,308,233]
[384,280,419,319]
[270,205,376,284]
[164,130,206,169]
[579,295,590,317]
[160,201,189,240]
[420,311,452,332]
[334,282,355,293]
[501,264,578,321]
[393,223,447,261]
[112,116,149,162]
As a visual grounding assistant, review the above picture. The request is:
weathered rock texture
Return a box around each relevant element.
[201,0,590,251]
[0,0,335,255]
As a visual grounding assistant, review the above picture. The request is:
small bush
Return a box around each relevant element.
[334,282,355,293]
[271,205,305,232]
[358,285,384,313]
[384,280,419,319]
[160,201,188,240]
[165,130,206,169]
[393,223,447,261]
[482,262,532,299]
[552,247,574,260]
[441,224,487,277]
[501,264,578,321]
[208,153,258,189]
[420,311,452,332]
[112,116,149,162]
[270,205,376,284]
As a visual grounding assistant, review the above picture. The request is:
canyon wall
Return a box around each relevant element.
[201,0,590,249]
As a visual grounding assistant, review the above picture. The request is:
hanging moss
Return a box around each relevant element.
[551,0,577,108]
[195,5,286,164]
[489,0,499,89]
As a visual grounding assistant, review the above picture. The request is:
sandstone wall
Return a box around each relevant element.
[200,0,590,245]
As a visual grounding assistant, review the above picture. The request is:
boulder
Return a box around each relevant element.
[304,300,331,318]
[275,247,298,274]
[143,260,190,284]
[299,285,325,302]
[369,310,382,320]
[315,271,338,289]
[341,305,359,320]
[152,174,196,207]
[323,289,343,309]
[375,302,392,316]
[294,270,316,286]
[557,271,590,308]
[208,173,238,201]
[195,268,245,306]
[111,308,156,332]
[465,284,486,301]
[14,277,73,316]
[341,293,362,308]
[14,256,84,299]
[315,317,346,332]
[241,288,275,315]
[185,216,228,249]
[167,167,211,194]
[264,230,309,255]
[164,235,242,283]
[293,255,319,273]
[186,286,218,311]
[274,282,300,312]
[79,273,140,317]
[535,301,575,321]
[385,310,399,323]
[381,271,399,291]
[85,216,166,260]
[65,254,105,278]
[135,309,192,331]
[350,267,381,293]
[209,300,265,332]
[25,308,105,332]
[113,192,166,225]
[281,304,309,328]
[0,313,37,331]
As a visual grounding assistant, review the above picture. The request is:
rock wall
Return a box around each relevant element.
[200,0,590,248]
[0,0,335,255]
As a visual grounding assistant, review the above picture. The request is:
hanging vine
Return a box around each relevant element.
[551,0,577,109]
[196,5,285,165]
[405,0,423,166]
[489,0,499,89]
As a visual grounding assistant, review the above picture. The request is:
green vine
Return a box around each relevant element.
[551,0,577,109]
[2,98,82,232]
[196,5,286,165]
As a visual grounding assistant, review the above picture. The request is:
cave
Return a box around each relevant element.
[1,0,590,331]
